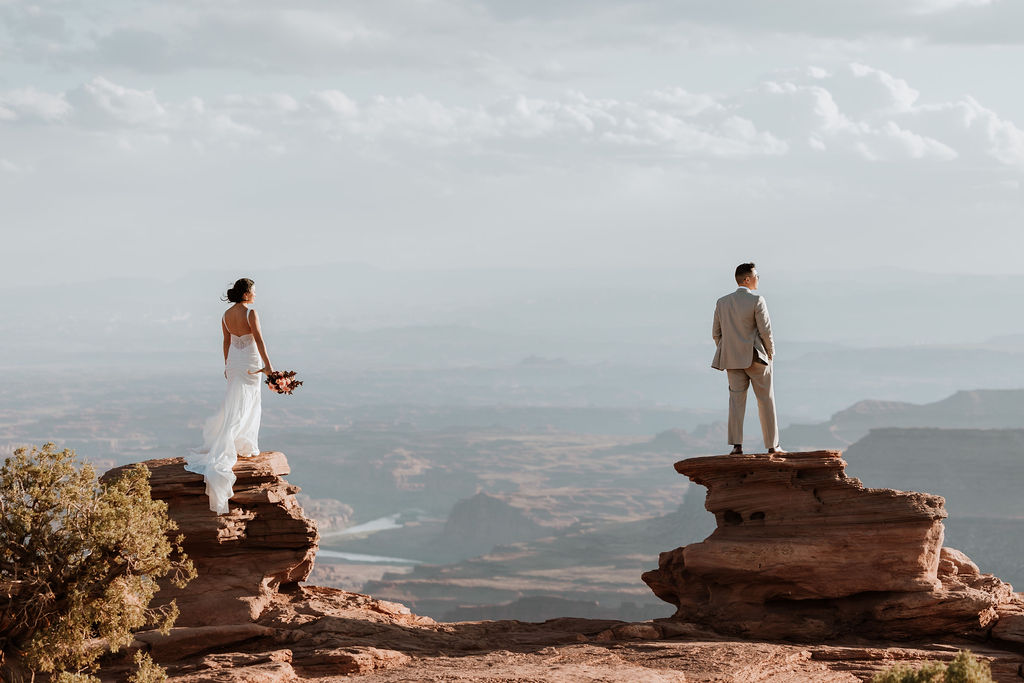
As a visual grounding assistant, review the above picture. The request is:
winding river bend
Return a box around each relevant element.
[316,549,421,565]
[317,513,420,565]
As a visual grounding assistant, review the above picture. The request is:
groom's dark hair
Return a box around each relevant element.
[735,262,756,283]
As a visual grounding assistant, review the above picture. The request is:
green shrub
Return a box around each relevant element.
[872,651,993,683]
[0,443,195,681]
[128,651,168,683]
[54,673,100,683]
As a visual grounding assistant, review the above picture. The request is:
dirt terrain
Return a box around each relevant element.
[105,586,1024,683]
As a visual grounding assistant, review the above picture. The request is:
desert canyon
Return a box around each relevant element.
[92,449,1024,682]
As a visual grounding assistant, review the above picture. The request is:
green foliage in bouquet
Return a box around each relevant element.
[872,650,993,683]
[0,443,196,681]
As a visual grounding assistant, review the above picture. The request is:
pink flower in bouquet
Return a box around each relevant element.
[265,370,302,395]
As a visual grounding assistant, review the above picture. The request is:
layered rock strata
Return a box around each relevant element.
[89,449,1024,680]
[103,452,319,626]
[642,450,1023,640]
[103,586,1024,682]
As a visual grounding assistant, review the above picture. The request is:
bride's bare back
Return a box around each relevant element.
[219,283,273,377]
[223,303,256,336]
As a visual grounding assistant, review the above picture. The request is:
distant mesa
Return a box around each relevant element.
[642,450,1024,642]
[518,355,570,367]
[844,427,1024,520]
[296,494,353,532]
[783,389,1024,449]
[435,492,552,558]
[603,424,727,455]
[444,596,653,623]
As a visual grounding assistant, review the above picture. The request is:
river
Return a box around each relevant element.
[316,549,422,565]
[319,513,405,540]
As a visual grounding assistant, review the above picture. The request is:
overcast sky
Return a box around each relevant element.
[2,0,1024,286]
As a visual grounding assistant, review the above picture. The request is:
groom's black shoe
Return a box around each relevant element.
[767,447,787,455]
[730,445,743,455]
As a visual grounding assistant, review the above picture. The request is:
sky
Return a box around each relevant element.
[2,0,1024,286]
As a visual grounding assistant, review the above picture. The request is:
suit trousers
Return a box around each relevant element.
[726,360,779,450]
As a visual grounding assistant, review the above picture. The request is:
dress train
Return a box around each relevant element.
[186,324,262,514]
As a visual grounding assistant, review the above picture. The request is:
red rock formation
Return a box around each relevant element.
[90,449,1024,681]
[103,452,319,627]
[642,450,1023,640]
[104,586,1024,682]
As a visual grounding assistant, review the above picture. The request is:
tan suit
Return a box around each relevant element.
[712,287,779,449]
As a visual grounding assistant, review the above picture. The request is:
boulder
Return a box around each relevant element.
[642,450,1020,639]
[103,452,319,626]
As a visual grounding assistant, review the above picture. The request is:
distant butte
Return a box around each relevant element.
[643,450,1024,642]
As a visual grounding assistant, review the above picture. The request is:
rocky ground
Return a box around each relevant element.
[93,451,1024,682]
[102,586,1024,682]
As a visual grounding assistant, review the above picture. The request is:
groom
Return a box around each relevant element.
[712,262,783,455]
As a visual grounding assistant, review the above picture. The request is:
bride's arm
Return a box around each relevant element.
[249,310,274,374]
[222,318,231,372]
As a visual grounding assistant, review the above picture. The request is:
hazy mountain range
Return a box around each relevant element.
[4,264,1024,427]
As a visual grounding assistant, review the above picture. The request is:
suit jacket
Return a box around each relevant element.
[712,287,774,370]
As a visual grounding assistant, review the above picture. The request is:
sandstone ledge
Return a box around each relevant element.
[103,452,319,626]
[643,450,1022,641]
[92,450,1024,681]
[101,587,1024,681]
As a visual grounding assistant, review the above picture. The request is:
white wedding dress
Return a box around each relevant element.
[186,309,262,514]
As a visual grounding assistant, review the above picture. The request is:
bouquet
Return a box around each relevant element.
[265,370,303,395]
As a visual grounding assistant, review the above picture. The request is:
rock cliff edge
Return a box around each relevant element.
[642,450,1024,642]
[92,450,1024,681]
[104,452,319,627]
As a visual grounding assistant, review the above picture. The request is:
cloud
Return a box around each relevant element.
[916,97,1024,166]
[79,6,413,74]
[294,89,788,161]
[3,0,1024,94]
[0,77,786,163]
[67,77,167,127]
[845,63,920,114]
[309,91,358,117]
[734,64,1024,165]
[2,64,1022,176]
[43,77,259,146]
[0,88,72,123]
[469,0,1024,46]
[1,61,1022,287]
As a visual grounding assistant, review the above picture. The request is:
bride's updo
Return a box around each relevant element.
[223,278,254,303]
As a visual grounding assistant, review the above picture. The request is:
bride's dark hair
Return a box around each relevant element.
[223,278,254,303]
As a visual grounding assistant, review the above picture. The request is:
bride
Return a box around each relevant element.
[186,278,274,514]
